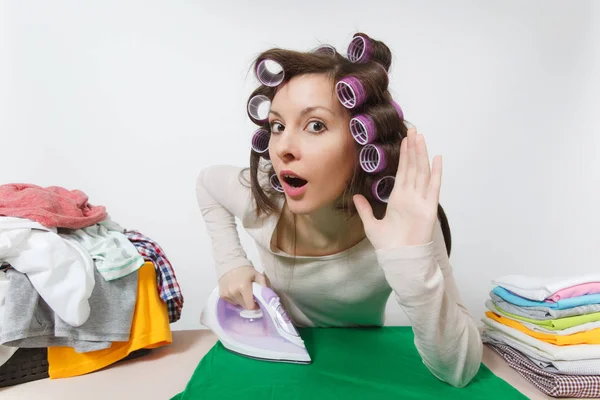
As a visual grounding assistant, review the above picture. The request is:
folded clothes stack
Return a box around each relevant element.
[482,274,600,398]
[0,183,184,382]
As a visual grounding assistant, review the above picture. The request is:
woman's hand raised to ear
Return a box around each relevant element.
[353,127,442,250]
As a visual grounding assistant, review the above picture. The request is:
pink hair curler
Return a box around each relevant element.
[347,34,373,63]
[335,76,366,109]
[390,100,404,120]
[256,59,285,87]
[247,94,271,121]
[372,176,395,203]
[313,44,336,56]
[270,174,284,192]
[359,144,386,173]
[251,129,270,158]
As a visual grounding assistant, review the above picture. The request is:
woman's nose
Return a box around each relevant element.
[273,130,301,162]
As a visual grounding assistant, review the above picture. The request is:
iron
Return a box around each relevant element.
[200,282,312,364]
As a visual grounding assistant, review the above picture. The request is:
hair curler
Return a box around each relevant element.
[359,144,386,173]
[247,94,271,122]
[256,59,285,87]
[372,176,395,203]
[335,76,366,109]
[350,114,377,145]
[313,44,337,56]
[390,99,404,120]
[251,128,270,158]
[347,35,373,64]
[270,174,284,192]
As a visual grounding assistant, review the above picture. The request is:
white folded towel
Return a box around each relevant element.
[492,274,600,301]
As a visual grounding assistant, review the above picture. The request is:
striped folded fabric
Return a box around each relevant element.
[487,342,600,398]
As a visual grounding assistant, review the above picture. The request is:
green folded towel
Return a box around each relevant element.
[172,327,526,399]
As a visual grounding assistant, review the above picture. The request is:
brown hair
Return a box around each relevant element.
[241,33,452,256]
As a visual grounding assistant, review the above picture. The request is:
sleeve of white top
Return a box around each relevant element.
[375,220,483,388]
[195,165,256,279]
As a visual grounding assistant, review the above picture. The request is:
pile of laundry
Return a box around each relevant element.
[0,183,184,380]
[482,274,600,398]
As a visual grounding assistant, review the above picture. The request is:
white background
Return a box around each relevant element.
[1,0,599,331]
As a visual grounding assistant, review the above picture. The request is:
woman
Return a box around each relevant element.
[196,32,482,388]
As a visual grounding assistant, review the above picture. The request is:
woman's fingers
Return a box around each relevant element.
[427,155,443,207]
[415,134,432,197]
[396,134,409,184]
[405,129,418,188]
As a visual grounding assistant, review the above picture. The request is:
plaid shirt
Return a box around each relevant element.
[487,342,600,398]
[125,230,183,323]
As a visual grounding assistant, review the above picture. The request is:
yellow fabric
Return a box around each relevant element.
[485,311,600,346]
[48,262,172,378]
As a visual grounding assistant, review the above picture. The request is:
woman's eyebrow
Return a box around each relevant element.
[269,106,334,119]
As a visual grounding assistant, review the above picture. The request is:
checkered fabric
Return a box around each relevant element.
[487,342,600,398]
[125,230,183,323]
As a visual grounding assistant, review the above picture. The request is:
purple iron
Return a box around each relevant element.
[270,174,284,192]
[256,59,285,87]
[347,34,373,63]
[372,176,395,203]
[251,128,270,158]
[350,114,377,144]
[335,76,366,109]
[200,282,311,364]
[247,94,271,122]
[360,144,386,173]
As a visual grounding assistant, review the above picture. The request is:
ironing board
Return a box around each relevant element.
[172,327,527,400]
[0,329,585,399]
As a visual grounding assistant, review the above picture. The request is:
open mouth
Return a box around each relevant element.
[282,174,308,188]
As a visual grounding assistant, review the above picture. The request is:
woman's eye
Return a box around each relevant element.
[307,121,326,133]
[270,122,284,133]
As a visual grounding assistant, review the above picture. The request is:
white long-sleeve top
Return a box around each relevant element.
[196,164,483,387]
[0,217,95,327]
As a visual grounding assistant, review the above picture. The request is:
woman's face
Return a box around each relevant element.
[268,73,356,215]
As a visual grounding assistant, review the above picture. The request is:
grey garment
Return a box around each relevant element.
[1,266,137,353]
[489,291,600,320]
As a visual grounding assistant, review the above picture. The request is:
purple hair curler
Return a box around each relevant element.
[347,34,374,63]
[251,128,270,157]
[256,59,284,87]
[372,176,395,203]
[313,44,336,57]
[248,94,271,121]
[350,114,377,145]
[336,76,366,109]
[359,144,386,173]
[390,100,404,120]
[270,174,284,193]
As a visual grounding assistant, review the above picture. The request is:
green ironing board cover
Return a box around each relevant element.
[172,327,527,399]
